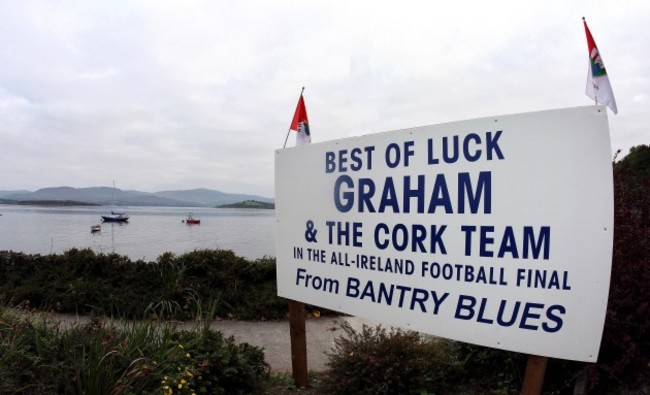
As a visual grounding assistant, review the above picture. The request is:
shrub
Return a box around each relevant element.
[449,342,529,394]
[0,248,292,321]
[323,322,463,394]
[144,328,270,395]
[0,307,59,394]
[0,308,270,395]
[584,151,650,391]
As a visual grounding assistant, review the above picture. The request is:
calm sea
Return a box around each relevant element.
[0,205,275,261]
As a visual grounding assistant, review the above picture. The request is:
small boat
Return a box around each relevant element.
[90,224,101,233]
[183,213,200,225]
[102,181,129,223]
[101,211,130,223]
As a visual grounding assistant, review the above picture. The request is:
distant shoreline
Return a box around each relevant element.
[216,200,275,209]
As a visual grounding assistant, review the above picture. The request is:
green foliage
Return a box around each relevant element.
[616,144,650,182]
[322,322,463,395]
[217,200,274,209]
[0,308,270,394]
[0,308,55,393]
[449,343,528,394]
[155,330,270,395]
[584,149,650,391]
[0,248,288,321]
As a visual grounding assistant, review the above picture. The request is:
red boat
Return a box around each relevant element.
[183,213,200,225]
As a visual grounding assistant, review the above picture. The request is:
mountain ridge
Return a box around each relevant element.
[0,187,273,207]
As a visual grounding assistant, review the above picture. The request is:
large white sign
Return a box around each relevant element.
[275,106,613,362]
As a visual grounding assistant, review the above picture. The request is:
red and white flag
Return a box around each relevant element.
[290,94,311,145]
[583,18,618,114]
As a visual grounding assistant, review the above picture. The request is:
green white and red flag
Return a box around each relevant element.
[290,94,311,145]
[583,18,618,114]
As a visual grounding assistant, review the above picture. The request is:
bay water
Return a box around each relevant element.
[0,205,275,261]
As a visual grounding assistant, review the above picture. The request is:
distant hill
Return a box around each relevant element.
[217,200,275,209]
[0,190,30,198]
[156,189,273,206]
[2,186,273,207]
[15,200,99,207]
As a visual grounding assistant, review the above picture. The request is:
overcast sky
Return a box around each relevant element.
[1,1,647,197]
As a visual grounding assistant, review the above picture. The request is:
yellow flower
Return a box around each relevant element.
[180,378,186,384]
[185,353,191,359]
[178,383,183,389]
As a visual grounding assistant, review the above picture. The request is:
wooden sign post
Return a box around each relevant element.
[288,299,308,388]
[520,355,548,395]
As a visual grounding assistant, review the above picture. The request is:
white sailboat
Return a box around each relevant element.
[101,181,129,223]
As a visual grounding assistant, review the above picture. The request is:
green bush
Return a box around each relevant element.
[157,330,270,395]
[323,322,463,394]
[0,307,270,395]
[449,343,528,393]
[585,147,650,391]
[0,308,59,394]
[0,248,289,321]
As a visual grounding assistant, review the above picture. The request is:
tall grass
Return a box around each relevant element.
[0,305,269,394]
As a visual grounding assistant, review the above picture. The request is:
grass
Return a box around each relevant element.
[0,305,270,394]
[265,372,328,395]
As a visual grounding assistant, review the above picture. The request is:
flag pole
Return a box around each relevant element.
[283,87,305,149]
